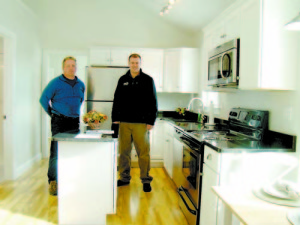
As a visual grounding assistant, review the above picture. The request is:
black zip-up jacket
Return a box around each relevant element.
[112,69,158,125]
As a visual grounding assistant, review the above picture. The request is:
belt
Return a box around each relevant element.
[51,113,79,120]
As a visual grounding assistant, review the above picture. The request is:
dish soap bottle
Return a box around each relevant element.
[208,101,215,125]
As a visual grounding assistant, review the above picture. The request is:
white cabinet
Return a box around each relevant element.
[202,0,299,90]
[163,122,174,178]
[239,0,299,90]
[150,120,165,160]
[207,9,241,50]
[164,48,199,93]
[131,48,164,92]
[200,163,219,225]
[200,145,298,225]
[58,140,117,224]
[172,136,184,187]
[89,47,132,66]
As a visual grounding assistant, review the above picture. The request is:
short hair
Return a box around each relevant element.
[62,56,77,67]
[128,53,141,61]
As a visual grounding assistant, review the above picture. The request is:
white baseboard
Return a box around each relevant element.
[15,153,42,179]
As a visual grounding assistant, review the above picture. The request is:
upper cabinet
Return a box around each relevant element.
[89,47,199,93]
[89,47,132,66]
[208,8,241,50]
[203,0,299,90]
[131,48,164,92]
[239,0,299,90]
[164,48,199,93]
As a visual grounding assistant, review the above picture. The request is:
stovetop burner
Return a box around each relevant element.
[191,130,253,142]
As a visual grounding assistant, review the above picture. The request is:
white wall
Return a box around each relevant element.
[0,0,42,178]
[32,0,197,50]
[157,93,195,111]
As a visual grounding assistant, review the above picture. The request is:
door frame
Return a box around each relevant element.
[0,25,16,181]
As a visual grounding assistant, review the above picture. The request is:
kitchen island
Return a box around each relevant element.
[52,131,118,225]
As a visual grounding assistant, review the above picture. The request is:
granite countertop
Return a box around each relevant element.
[158,111,296,153]
[52,128,117,142]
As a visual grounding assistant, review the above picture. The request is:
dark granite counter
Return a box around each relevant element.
[158,111,296,153]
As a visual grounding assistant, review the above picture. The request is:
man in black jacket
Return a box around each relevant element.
[112,53,158,192]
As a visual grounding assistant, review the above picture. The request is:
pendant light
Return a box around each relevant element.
[285,12,300,30]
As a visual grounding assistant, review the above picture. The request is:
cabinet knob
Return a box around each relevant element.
[207,154,212,160]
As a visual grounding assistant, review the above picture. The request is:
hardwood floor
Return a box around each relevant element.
[0,159,188,225]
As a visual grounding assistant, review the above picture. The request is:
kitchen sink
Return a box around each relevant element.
[173,119,198,122]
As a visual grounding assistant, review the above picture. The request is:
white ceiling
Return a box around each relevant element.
[134,0,238,32]
[22,0,238,33]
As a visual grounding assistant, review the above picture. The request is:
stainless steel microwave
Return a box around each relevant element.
[208,38,240,87]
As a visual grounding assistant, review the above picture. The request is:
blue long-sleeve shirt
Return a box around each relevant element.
[40,74,85,118]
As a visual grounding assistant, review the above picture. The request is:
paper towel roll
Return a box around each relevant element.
[208,101,214,124]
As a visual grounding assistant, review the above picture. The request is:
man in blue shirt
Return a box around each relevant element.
[40,56,85,196]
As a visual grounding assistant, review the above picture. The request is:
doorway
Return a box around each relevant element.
[0,27,16,182]
[0,36,3,182]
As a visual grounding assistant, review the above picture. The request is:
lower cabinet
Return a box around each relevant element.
[200,163,219,225]
[150,120,165,161]
[163,122,174,178]
[200,145,298,225]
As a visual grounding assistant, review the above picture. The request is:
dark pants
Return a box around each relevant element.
[48,114,80,183]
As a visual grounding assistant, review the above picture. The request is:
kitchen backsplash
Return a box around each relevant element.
[157,93,197,111]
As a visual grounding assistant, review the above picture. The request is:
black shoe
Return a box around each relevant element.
[143,183,152,192]
[117,180,130,187]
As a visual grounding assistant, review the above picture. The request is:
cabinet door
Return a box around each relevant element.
[135,49,164,92]
[200,163,219,225]
[164,50,180,92]
[239,0,261,89]
[224,8,241,41]
[210,23,225,48]
[150,121,164,160]
[110,48,132,66]
[180,49,199,93]
[172,137,184,187]
[89,47,111,66]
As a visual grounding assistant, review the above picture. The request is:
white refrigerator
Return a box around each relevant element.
[85,66,129,131]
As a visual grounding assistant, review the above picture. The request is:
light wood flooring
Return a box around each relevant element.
[0,159,188,225]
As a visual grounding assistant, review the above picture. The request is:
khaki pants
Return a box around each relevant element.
[118,122,153,184]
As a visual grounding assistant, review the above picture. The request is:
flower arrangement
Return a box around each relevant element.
[175,107,188,116]
[83,110,108,130]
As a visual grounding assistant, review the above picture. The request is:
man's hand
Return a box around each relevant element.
[147,125,153,130]
[113,121,120,124]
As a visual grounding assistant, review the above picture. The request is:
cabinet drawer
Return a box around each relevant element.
[203,146,220,173]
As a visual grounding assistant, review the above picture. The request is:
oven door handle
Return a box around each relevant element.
[177,186,197,215]
[180,137,199,151]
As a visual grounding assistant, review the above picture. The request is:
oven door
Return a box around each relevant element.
[208,48,238,86]
[178,186,198,225]
[181,139,201,208]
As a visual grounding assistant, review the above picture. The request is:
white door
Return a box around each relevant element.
[0,37,3,181]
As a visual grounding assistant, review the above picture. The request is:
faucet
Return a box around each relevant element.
[187,98,204,123]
